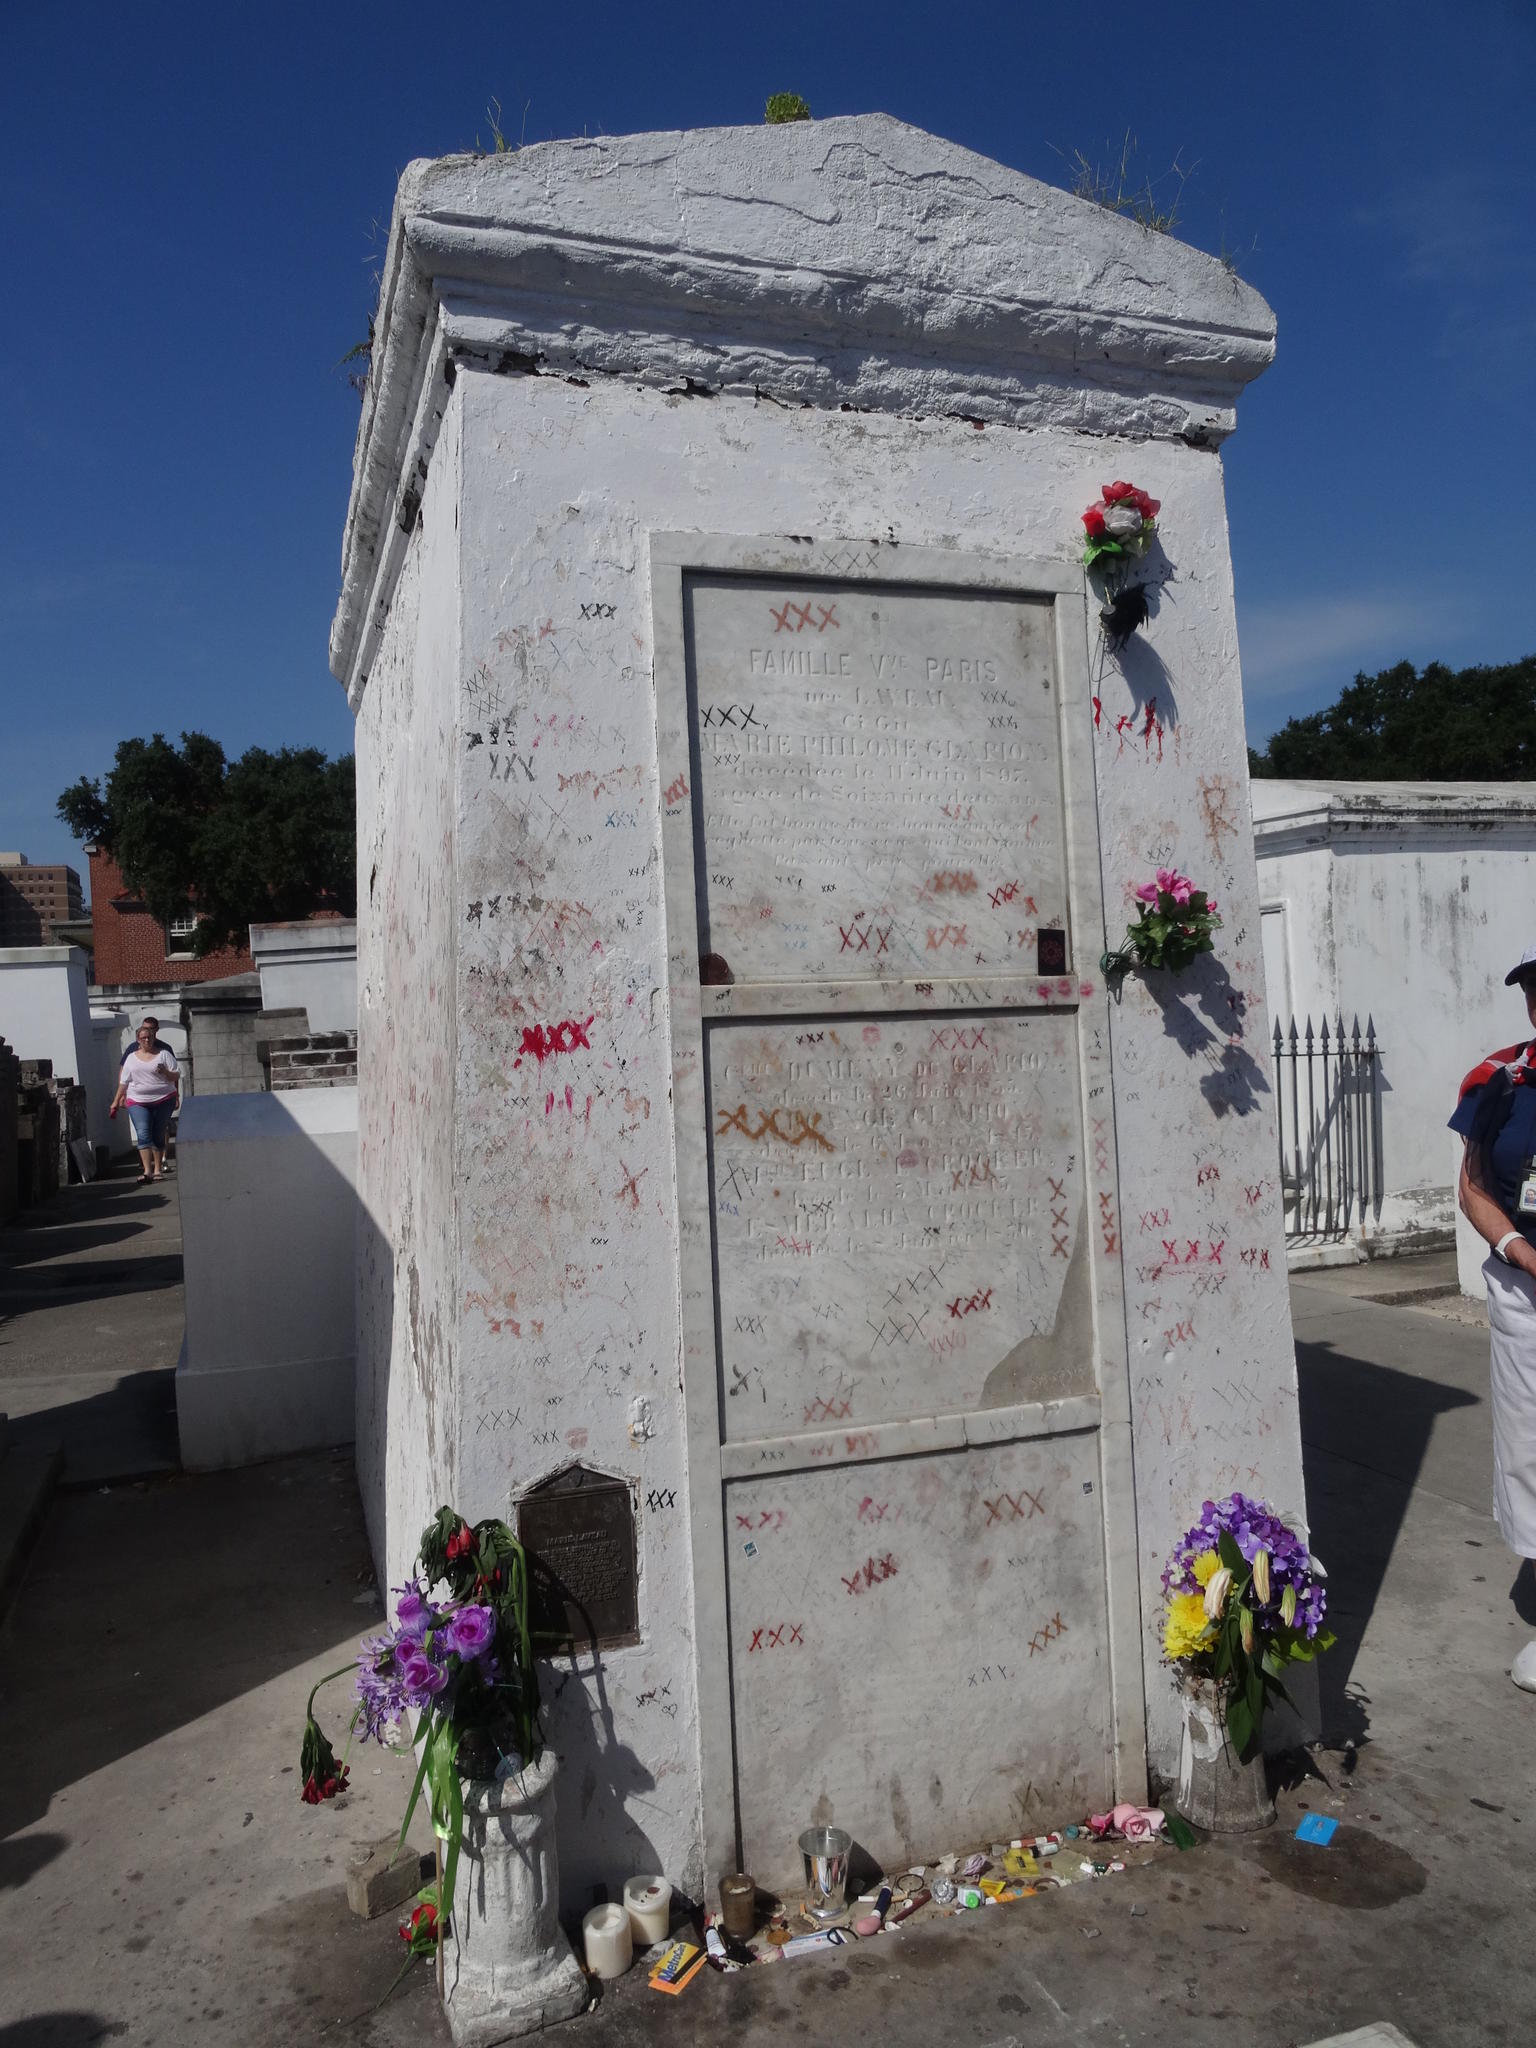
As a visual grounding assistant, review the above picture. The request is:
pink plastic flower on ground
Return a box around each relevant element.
[1155,867,1195,906]
[1134,881,1160,905]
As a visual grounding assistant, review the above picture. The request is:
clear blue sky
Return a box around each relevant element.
[5,1,1532,889]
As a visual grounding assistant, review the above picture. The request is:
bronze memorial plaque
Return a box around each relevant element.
[517,1466,639,1650]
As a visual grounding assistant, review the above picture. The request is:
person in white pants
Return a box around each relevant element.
[1453,943,1536,1691]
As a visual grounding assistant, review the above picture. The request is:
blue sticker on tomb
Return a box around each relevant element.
[1295,1815,1338,1845]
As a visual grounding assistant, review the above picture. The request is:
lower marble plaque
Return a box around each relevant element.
[518,1466,640,1650]
[708,1009,1092,1439]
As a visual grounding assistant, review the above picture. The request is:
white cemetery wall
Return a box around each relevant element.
[0,946,95,1100]
[177,1087,358,1469]
[1253,780,1536,1248]
[352,390,465,1587]
[249,919,359,1034]
[446,365,1300,1889]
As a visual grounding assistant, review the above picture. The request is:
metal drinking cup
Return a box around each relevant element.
[797,1825,852,1922]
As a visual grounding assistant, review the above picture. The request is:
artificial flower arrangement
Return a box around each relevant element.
[1081,480,1160,648]
[1162,1493,1334,1761]
[1101,868,1221,983]
[297,1506,542,1963]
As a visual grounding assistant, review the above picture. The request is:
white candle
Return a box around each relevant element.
[581,1902,632,1979]
[623,1873,672,1947]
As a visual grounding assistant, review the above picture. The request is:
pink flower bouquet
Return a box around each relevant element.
[1101,868,1221,982]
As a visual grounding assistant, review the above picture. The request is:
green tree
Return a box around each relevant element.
[1249,655,1536,781]
[58,733,355,956]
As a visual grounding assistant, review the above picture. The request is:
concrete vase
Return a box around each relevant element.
[441,1750,588,2044]
[1174,1679,1275,1834]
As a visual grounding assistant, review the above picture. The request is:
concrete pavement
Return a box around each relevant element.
[0,1161,182,1484]
[1,1189,1532,2046]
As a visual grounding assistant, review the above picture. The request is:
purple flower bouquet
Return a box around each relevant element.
[1161,1492,1334,1760]
[296,1506,543,1946]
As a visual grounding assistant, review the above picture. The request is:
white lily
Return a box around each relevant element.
[1281,1584,1298,1627]
[1253,1549,1272,1605]
[1203,1567,1233,1621]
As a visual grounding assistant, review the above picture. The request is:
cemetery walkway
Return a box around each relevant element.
[0,1159,183,1488]
[0,1227,1532,2046]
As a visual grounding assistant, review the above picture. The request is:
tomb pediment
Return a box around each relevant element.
[334,114,1275,696]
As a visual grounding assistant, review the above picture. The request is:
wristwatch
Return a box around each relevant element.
[1495,1230,1523,1263]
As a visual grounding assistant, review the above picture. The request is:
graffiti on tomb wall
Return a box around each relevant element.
[444,562,1299,1597]
[453,590,675,1481]
[707,1014,1094,1435]
[682,582,1071,982]
[724,1435,1109,1864]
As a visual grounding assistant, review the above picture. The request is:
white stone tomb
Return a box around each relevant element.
[332,115,1303,1909]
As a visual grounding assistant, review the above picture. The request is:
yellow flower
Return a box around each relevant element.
[1164,1591,1215,1660]
[1191,1550,1220,1588]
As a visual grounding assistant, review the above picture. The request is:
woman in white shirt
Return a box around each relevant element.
[110,1016,181,1184]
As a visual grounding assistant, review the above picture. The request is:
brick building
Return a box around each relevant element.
[0,854,84,946]
[86,849,252,990]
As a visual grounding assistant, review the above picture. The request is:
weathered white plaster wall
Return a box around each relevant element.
[1253,780,1536,1247]
[352,391,464,1589]
[0,946,94,1090]
[250,919,358,1033]
[176,1087,357,1468]
[334,117,1302,1901]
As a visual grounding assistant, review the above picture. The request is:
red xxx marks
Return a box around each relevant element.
[747,1623,805,1652]
[947,1289,993,1319]
[770,600,839,634]
[513,1016,593,1068]
[841,1554,899,1596]
[982,1489,1044,1524]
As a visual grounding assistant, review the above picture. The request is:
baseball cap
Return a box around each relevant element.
[1505,947,1536,986]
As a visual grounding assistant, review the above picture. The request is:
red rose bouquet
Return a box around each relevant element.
[1080,481,1161,648]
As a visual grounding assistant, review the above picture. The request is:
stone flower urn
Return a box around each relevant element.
[1175,1678,1275,1834]
[441,1749,588,2044]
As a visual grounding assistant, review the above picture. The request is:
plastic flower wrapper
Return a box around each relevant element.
[1102,870,1221,985]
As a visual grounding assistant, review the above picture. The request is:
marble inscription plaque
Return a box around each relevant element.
[709,1012,1092,1440]
[519,1469,639,1649]
[686,577,1068,983]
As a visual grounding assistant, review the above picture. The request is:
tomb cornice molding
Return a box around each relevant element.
[332,115,1275,697]
[1253,785,1536,858]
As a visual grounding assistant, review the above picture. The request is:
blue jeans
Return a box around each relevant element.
[127,1097,175,1150]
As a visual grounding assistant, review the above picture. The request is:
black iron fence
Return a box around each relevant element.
[1271,1014,1382,1240]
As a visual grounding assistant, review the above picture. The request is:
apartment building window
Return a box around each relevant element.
[164,913,201,959]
